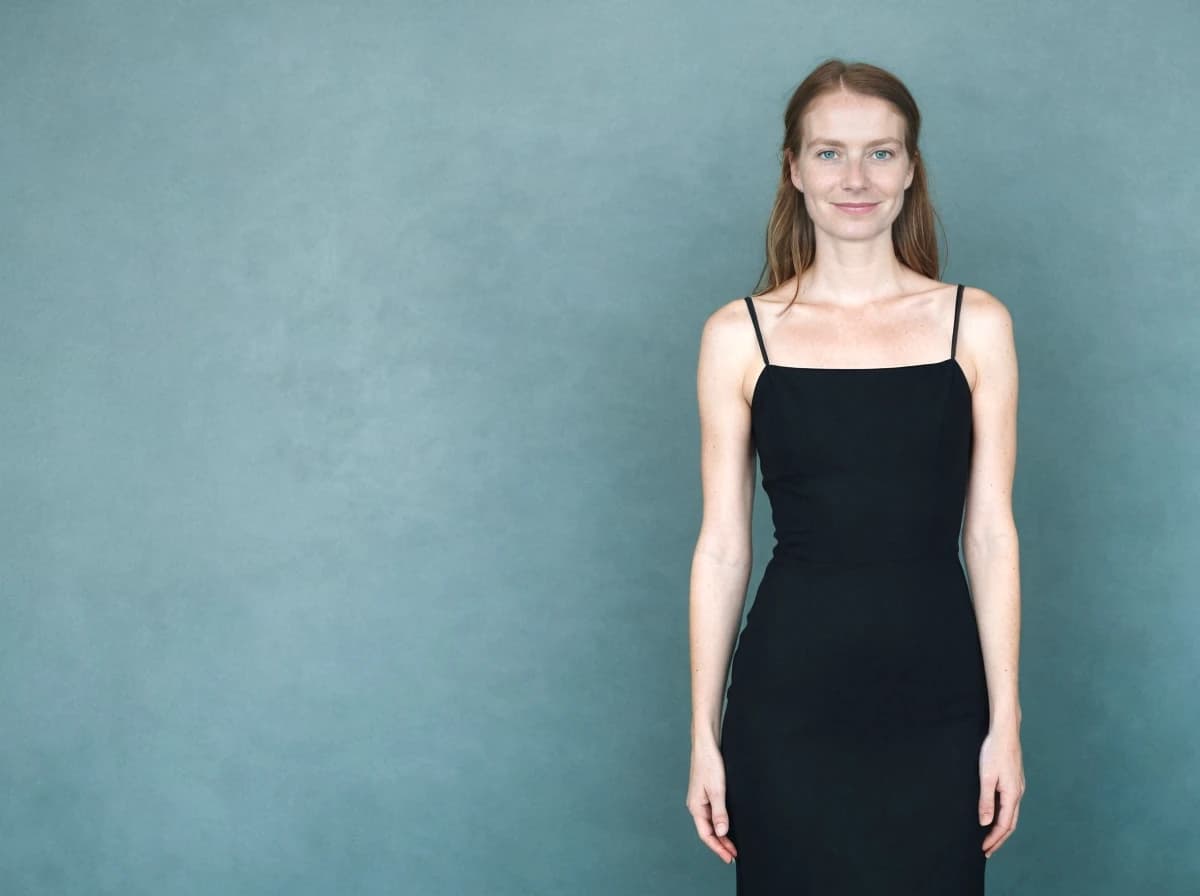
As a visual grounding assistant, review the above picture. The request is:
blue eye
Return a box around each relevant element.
[816,149,895,160]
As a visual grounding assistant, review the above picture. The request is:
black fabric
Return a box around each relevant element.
[722,283,995,893]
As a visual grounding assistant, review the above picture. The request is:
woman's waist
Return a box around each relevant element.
[766,540,962,570]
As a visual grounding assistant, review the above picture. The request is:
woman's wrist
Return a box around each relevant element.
[691,721,722,751]
[988,702,1022,734]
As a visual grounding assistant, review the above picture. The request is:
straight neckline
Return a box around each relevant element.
[751,357,969,410]
[766,357,954,375]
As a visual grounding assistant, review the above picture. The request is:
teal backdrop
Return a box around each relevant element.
[3,1,1197,893]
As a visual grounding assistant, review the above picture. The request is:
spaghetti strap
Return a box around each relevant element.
[744,295,770,365]
[950,284,964,360]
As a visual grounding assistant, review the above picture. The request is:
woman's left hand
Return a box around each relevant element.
[978,725,1025,857]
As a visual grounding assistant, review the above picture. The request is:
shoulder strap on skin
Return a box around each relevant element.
[950,283,965,360]
[743,296,770,365]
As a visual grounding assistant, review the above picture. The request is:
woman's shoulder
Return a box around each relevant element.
[697,295,765,366]
[702,293,757,332]
[959,284,1014,339]
[956,285,1017,386]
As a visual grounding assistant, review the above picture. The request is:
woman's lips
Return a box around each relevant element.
[834,202,879,214]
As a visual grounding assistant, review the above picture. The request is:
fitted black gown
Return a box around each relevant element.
[720,284,995,894]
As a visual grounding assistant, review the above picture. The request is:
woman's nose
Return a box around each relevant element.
[841,161,866,187]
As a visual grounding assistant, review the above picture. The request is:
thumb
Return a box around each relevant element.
[710,791,730,837]
[979,778,997,824]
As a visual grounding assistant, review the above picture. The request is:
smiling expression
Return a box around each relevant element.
[788,91,916,236]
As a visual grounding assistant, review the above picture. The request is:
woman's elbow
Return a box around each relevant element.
[962,517,1019,555]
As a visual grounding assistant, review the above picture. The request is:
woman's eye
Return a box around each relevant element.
[816,149,894,160]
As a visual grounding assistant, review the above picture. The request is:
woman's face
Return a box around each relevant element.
[789,91,916,239]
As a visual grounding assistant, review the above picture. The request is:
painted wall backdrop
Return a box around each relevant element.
[2,1,1196,894]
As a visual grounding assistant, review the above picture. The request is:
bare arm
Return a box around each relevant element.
[689,300,758,751]
[960,289,1022,732]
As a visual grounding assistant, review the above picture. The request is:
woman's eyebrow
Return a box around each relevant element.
[808,137,902,147]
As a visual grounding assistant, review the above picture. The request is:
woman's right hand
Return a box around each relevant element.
[685,742,738,864]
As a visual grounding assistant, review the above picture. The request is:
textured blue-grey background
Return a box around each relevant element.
[2,1,1197,893]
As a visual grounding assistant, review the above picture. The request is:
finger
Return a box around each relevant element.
[698,828,736,863]
[706,787,738,859]
[988,789,1022,856]
[984,825,1011,857]
[689,807,736,864]
[717,833,739,861]
[983,788,1017,854]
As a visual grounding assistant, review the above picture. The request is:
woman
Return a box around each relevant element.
[685,59,1025,894]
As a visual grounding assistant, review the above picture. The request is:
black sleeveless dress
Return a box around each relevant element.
[719,284,995,894]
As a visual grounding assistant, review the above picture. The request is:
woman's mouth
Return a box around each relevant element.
[833,202,880,215]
